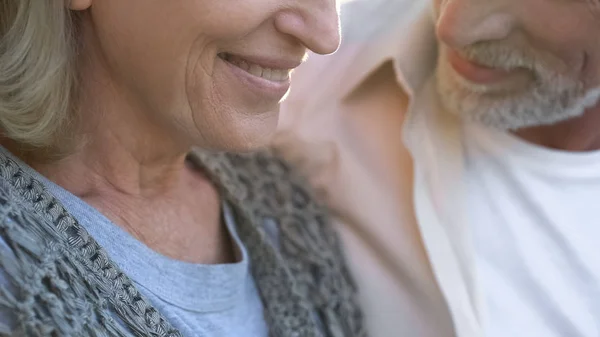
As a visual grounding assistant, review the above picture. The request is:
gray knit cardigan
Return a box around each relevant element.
[0,148,366,337]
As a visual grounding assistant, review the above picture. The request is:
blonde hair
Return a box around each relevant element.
[0,1,77,150]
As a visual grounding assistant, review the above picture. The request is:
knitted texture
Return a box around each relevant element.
[0,148,366,337]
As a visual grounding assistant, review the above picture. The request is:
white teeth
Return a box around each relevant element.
[261,68,272,80]
[248,64,263,77]
[222,53,290,82]
[272,69,288,81]
[238,59,249,71]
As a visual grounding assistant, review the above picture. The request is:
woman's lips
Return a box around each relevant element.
[218,52,297,101]
[220,53,291,82]
[447,48,514,84]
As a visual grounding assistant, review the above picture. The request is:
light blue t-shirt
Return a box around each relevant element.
[0,151,268,337]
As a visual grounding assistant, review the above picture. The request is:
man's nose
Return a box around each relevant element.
[274,0,341,55]
[436,0,516,49]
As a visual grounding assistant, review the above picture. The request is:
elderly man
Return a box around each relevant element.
[276,0,600,336]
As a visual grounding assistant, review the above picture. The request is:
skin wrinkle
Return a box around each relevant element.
[588,0,600,17]
[185,37,212,148]
[580,52,589,85]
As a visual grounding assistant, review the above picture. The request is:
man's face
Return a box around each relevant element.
[434,0,600,130]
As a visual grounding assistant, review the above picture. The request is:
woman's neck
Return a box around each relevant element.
[14,101,234,264]
[29,125,233,264]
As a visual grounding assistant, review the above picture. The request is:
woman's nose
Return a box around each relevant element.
[436,0,516,49]
[274,0,341,55]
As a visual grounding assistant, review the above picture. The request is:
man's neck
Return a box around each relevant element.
[514,107,600,152]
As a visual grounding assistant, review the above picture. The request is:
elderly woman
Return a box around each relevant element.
[0,1,365,336]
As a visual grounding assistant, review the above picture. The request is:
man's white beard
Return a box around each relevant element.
[436,45,600,130]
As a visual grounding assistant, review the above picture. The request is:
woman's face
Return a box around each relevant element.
[73,0,340,151]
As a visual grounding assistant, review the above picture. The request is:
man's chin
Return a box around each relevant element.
[438,80,600,131]
[444,98,594,131]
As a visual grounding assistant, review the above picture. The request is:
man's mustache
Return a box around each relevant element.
[459,43,542,74]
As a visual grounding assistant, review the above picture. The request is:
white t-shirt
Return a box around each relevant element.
[463,121,600,337]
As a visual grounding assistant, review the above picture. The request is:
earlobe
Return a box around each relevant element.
[69,0,92,11]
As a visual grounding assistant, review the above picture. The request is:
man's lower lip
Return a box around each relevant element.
[220,57,290,100]
[447,49,512,84]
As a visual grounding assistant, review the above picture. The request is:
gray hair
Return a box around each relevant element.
[0,1,77,150]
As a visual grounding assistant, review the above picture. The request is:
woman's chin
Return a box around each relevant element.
[193,114,279,153]
[226,131,275,153]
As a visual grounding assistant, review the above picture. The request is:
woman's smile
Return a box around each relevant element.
[217,52,301,102]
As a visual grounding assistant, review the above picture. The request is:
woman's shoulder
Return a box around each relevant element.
[190,148,367,337]
[191,148,328,223]
[0,154,181,337]
[191,149,339,258]
[0,164,102,335]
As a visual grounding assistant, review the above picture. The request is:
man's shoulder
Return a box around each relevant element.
[340,0,420,41]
